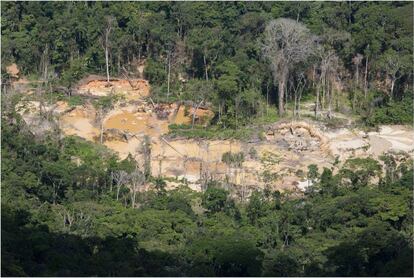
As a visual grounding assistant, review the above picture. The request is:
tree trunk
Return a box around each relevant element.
[364,55,369,99]
[284,80,288,112]
[390,77,395,100]
[53,183,57,205]
[298,87,302,118]
[293,92,297,118]
[355,64,359,88]
[117,52,121,75]
[192,100,204,129]
[235,98,238,128]
[321,75,326,111]
[315,81,320,118]
[100,111,104,144]
[167,51,171,101]
[132,184,136,208]
[159,157,163,177]
[327,81,333,119]
[105,43,110,83]
[266,82,269,116]
[218,102,222,122]
[278,79,285,116]
[312,65,316,89]
[44,50,48,82]
[203,53,208,81]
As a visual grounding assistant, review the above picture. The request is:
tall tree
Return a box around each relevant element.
[262,18,315,116]
[102,16,115,83]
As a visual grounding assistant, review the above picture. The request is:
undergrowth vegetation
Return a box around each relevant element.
[2,108,413,277]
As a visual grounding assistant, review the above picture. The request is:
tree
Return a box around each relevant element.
[129,167,145,208]
[102,16,115,84]
[212,237,263,276]
[262,18,315,116]
[352,53,363,88]
[377,49,410,100]
[307,164,318,186]
[182,79,213,128]
[112,170,128,201]
[340,158,382,189]
[263,252,301,277]
[289,71,307,118]
[187,27,222,81]
[201,187,229,214]
[215,60,242,127]
[93,94,118,144]
[154,177,166,195]
[139,135,151,180]
[247,190,266,224]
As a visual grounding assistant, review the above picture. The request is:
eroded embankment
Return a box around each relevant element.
[16,76,414,193]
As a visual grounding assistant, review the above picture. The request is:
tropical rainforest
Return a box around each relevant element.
[1,1,413,277]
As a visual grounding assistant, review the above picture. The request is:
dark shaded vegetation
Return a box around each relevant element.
[1,2,413,277]
[2,110,413,276]
[1,1,412,129]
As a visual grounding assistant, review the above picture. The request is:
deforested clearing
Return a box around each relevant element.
[2,2,413,277]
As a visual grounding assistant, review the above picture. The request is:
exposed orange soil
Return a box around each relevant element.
[60,105,99,141]
[104,111,149,133]
[15,74,414,193]
[172,105,190,125]
[54,101,69,113]
[6,63,19,78]
[171,105,214,125]
[78,79,150,100]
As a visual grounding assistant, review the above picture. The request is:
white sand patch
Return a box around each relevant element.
[334,139,366,150]
[368,136,392,156]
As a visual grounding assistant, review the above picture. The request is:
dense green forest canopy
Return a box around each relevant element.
[2,1,413,126]
[1,1,414,277]
[1,108,413,276]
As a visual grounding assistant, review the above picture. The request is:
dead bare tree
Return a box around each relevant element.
[165,42,176,101]
[185,80,212,129]
[112,170,128,201]
[139,135,152,180]
[262,18,315,116]
[121,67,156,108]
[191,99,204,129]
[315,49,341,119]
[102,16,115,84]
[326,54,341,119]
[93,92,116,144]
[314,48,340,119]
[351,53,363,110]
[289,72,307,118]
[39,43,50,82]
[364,44,370,100]
[129,167,145,208]
[352,54,363,88]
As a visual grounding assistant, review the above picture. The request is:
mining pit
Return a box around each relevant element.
[15,75,414,194]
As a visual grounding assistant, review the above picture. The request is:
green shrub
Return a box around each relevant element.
[222,151,245,167]
[365,96,413,126]
[68,96,84,107]
[167,124,254,141]
[144,58,167,85]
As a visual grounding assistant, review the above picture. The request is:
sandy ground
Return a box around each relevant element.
[78,79,150,100]
[327,125,414,160]
[16,77,414,193]
[171,105,214,125]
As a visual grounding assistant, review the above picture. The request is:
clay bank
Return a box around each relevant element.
[16,76,414,194]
